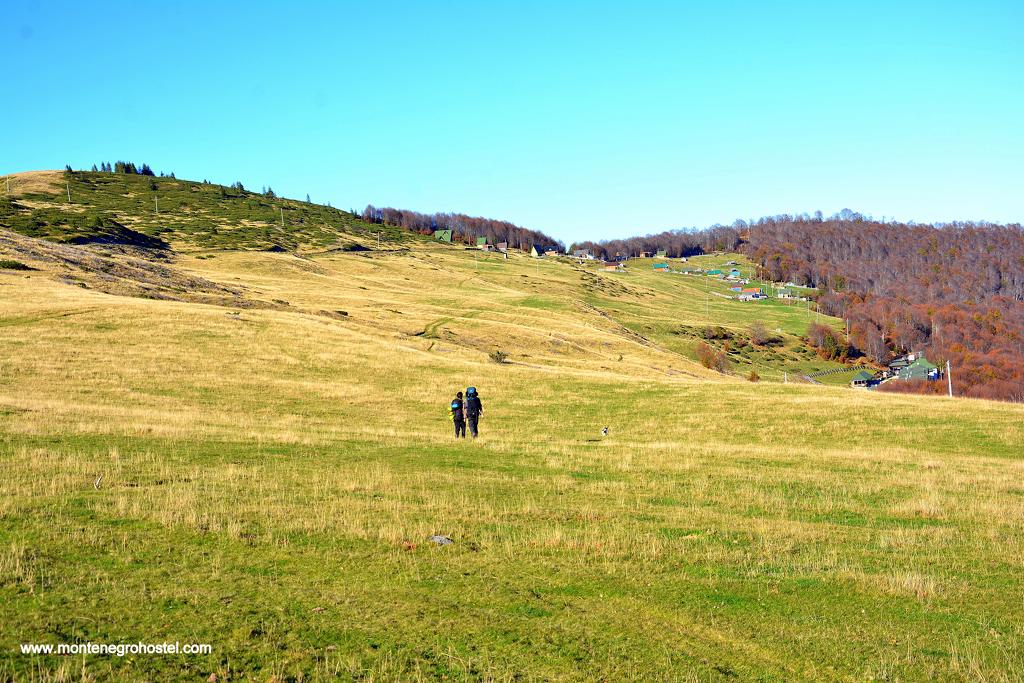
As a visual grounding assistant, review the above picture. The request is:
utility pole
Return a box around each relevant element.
[946,360,953,398]
[377,231,381,250]
[280,207,285,227]
[155,196,159,214]
[5,176,9,193]
[66,181,71,203]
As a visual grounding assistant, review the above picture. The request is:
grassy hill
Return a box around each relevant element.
[0,169,408,251]
[1,170,1023,681]
[1,170,850,380]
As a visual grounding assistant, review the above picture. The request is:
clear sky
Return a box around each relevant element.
[3,1,1022,243]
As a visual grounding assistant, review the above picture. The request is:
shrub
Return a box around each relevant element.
[695,342,731,373]
[0,259,32,270]
[749,320,784,347]
[747,370,760,382]
[489,349,509,364]
[749,321,770,345]
[700,325,732,341]
[876,380,946,397]
[807,322,850,361]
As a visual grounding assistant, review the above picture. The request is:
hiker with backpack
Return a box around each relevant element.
[465,386,483,438]
[450,391,466,438]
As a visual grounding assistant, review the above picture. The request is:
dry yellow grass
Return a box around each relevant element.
[3,170,65,196]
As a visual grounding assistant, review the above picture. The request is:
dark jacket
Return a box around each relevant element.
[466,396,482,417]
[450,398,465,421]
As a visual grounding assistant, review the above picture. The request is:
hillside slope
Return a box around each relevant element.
[1,169,405,252]
[2,170,1023,681]
[1,170,850,380]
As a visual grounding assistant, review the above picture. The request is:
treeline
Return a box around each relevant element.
[361,205,563,253]
[571,224,743,259]
[77,161,174,178]
[743,214,1024,401]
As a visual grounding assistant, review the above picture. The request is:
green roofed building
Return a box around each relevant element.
[476,237,488,247]
[884,353,940,382]
[434,229,452,243]
[706,269,723,276]
[897,356,939,381]
[656,249,667,258]
[851,370,875,388]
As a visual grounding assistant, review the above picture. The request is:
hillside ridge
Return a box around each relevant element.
[2,169,865,384]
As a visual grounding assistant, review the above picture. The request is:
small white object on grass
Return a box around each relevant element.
[601,427,609,436]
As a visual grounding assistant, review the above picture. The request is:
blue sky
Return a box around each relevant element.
[3,1,1022,243]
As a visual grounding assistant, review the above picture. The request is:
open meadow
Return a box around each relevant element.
[5,0,1023,676]
[2,189,1024,680]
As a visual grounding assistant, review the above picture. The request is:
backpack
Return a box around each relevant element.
[465,393,481,417]
[450,398,464,421]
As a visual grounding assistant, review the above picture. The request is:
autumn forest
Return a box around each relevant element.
[585,213,1024,402]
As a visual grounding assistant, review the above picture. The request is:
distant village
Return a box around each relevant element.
[562,245,814,304]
